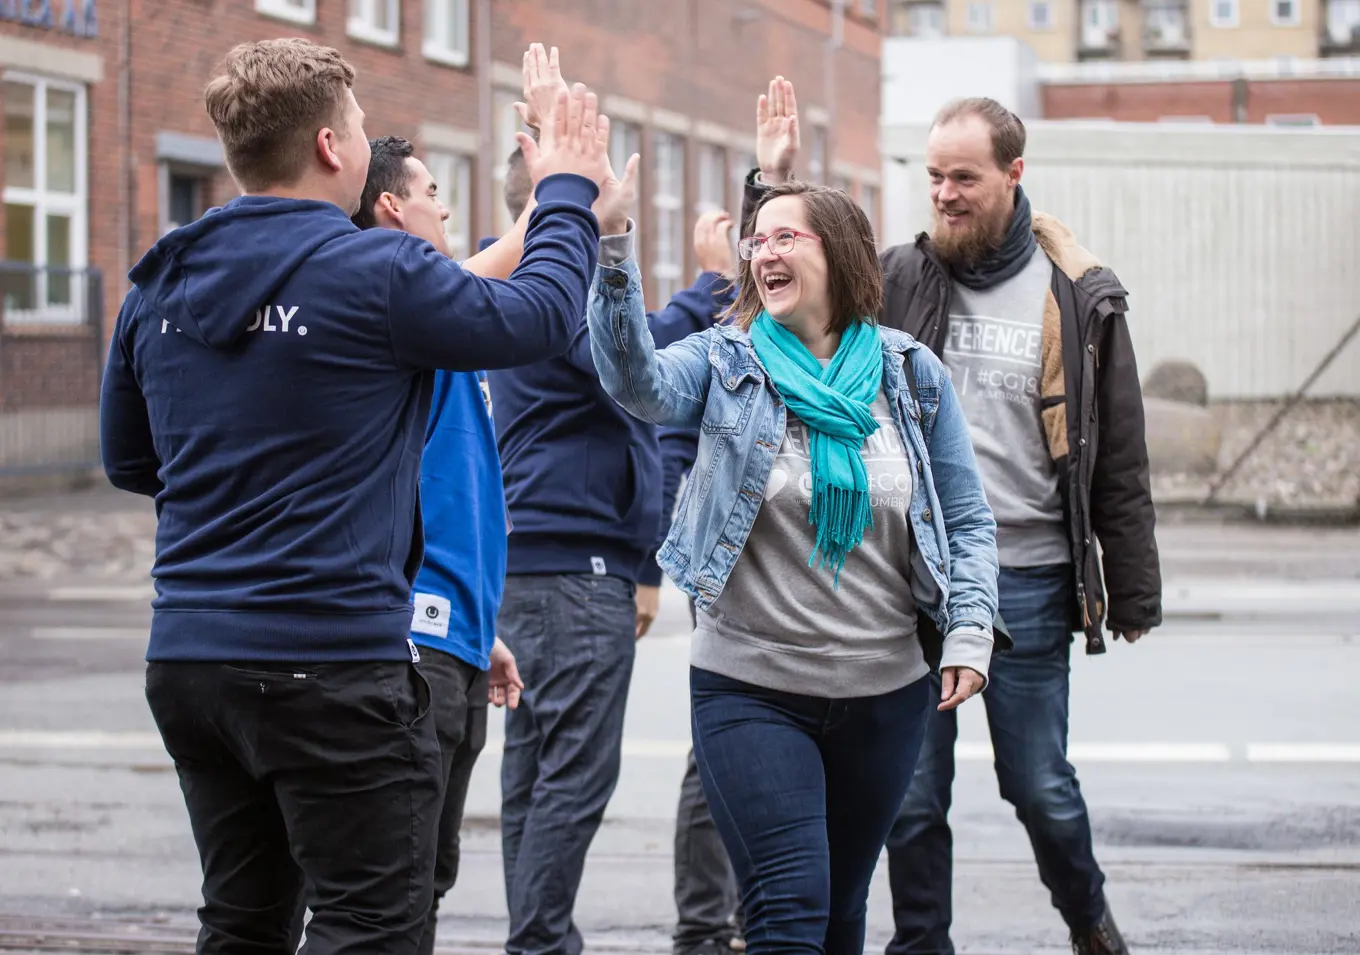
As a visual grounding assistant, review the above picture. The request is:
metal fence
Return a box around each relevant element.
[880,120,1360,400]
[0,264,107,477]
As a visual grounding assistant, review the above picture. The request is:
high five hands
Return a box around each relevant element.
[515,44,612,190]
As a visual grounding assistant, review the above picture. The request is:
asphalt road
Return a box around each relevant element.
[0,516,1358,954]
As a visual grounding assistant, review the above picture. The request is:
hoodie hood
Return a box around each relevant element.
[129,196,359,349]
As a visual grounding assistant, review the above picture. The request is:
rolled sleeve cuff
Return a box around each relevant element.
[597,219,637,267]
[938,625,994,689]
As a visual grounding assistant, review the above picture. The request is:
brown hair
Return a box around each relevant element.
[724,181,883,334]
[931,97,1027,169]
[204,38,357,192]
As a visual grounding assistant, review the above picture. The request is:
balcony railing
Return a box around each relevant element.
[1144,1,1192,54]
[0,262,103,330]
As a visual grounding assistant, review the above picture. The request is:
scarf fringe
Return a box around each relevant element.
[807,479,875,590]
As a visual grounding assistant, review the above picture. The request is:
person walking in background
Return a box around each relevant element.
[100,36,611,953]
[588,133,1000,952]
[488,50,740,955]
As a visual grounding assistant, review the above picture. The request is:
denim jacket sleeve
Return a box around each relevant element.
[587,254,714,431]
[917,350,1000,679]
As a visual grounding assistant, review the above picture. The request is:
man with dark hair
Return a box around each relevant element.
[743,89,1159,955]
[100,36,611,953]
[489,137,738,953]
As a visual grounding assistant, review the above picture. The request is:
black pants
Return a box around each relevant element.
[417,648,490,955]
[146,659,443,955]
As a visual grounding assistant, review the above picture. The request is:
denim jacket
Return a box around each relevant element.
[587,255,1001,678]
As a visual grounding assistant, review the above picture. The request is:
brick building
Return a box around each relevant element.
[0,0,884,475]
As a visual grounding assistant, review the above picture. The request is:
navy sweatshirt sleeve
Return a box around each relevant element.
[99,289,164,498]
[387,174,600,371]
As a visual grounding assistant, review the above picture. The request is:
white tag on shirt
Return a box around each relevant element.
[412,592,451,639]
[590,557,607,576]
[408,638,421,664]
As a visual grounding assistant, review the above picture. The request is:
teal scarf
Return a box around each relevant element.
[750,311,883,584]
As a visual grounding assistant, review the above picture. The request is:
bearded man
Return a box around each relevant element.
[876,97,1161,955]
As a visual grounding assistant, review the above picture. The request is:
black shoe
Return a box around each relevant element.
[1071,906,1129,955]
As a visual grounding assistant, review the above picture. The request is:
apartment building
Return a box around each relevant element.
[0,0,885,476]
[888,0,1360,60]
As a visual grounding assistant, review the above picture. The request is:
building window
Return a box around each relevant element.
[425,150,472,260]
[255,0,314,25]
[966,1,994,32]
[3,75,86,325]
[860,184,880,246]
[897,1,947,36]
[1081,0,1119,45]
[161,169,213,236]
[424,0,469,66]
[348,0,399,46]
[807,125,827,184]
[860,0,878,15]
[492,90,524,235]
[696,143,726,214]
[652,131,685,304]
[1328,0,1360,41]
[1269,0,1299,24]
[1209,0,1238,26]
[1029,0,1053,28]
[831,173,853,196]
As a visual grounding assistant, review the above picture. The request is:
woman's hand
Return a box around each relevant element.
[938,666,984,711]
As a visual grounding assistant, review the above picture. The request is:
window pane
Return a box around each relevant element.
[653,132,685,303]
[376,0,395,31]
[47,214,72,305]
[169,174,202,232]
[5,82,35,190]
[5,202,34,261]
[445,0,468,52]
[697,144,725,212]
[46,88,77,194]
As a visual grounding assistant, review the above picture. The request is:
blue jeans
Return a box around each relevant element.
[691,667,931,955]
[885,564,1105,955]
[498,574,638,955]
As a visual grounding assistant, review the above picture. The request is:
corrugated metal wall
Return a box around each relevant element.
[880,121,1360,399]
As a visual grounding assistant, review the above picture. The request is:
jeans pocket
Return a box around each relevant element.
[378,663,433,731]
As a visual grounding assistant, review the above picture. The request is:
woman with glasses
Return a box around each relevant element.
[587,168,998,951]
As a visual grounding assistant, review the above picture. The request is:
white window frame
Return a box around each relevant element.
[424,149,473,262]
[860,183,880,248]
[651,130,686,304]
[492,89,524,236]
[1209,0,1239,27]
[732,149,755,241]
[1265,112,1320,125]
[3,72,88,327]
[348,0,400,47]
[424,0,470,67]
[966,1,994,33]
[1028,0,1054,29]
[1328,0,1360,41]
[807,125,828,184]
[1269,0,1300,25]
[908,2,947,37]
[696,143,726,215]
[255,0,315,26]
[608,119,643,226]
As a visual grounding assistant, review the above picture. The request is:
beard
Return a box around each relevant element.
[929,194,1013,269]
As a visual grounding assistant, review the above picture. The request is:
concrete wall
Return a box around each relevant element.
[879,119,1360,399]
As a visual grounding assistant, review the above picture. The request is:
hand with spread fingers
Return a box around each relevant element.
[516,82,612,188]
[756,75,800,185]
[516,42,569,134]
[591,111,638,236]
[938,666,985,712]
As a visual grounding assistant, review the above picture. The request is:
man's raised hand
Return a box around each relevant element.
[756,75,800,184]
[515,43,568,133]
[516,82,612,188]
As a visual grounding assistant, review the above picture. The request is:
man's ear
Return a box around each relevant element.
[316,127,344,173]
[375,191,404,229]
[1007,157,1025,188]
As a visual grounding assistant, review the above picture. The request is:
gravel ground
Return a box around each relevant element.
[1153,398,1360,510]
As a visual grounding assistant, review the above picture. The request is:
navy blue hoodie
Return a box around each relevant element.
[99,175,600,663]
[488,229,734,586]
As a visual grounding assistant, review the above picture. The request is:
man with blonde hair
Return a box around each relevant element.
[99,36,612,954]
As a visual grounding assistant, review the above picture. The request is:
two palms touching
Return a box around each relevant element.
[515,43,638,233]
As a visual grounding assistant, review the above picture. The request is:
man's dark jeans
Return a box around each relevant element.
[498,573,637,955]
[885,563,1106,955]
[416,647,490,955]
[145,659,442,955]
[690,667,931,955]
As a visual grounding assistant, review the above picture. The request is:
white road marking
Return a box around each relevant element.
[1246,743,1360,763]
[44,585,154,603]
[30,627,147,641]
[0,731,164,749]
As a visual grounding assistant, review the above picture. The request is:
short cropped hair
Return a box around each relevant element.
[725,181,883,335]
[352,136,415,230]
[504,147,533,222]
[931,97,1027,169]
[204,38,357,192]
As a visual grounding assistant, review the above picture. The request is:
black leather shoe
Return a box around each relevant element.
[1071,906,1129,955]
